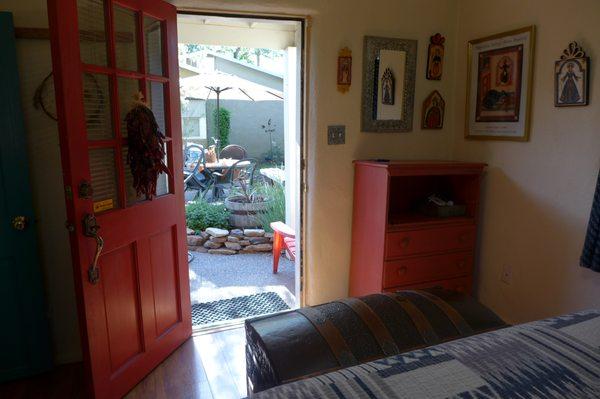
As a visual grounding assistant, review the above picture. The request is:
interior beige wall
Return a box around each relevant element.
[173,0,460,304]
[303,0,459,304]
[453,0,600,323]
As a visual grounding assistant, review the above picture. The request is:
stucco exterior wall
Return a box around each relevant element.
[205,99,284,160]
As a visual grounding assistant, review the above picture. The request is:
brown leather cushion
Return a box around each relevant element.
[245,288,506,394]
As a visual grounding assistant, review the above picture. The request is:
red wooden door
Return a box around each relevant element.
[48,0,191,397]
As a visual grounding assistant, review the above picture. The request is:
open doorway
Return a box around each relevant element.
[177,13,304,331]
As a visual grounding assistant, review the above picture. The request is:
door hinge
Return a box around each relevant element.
[65,221,75,233]
[65,185,73,200]
[78,180,93,199]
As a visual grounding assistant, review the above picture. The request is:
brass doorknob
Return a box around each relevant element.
[12,216,28,231]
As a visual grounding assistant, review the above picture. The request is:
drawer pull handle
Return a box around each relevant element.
[400,237,411,248]
[458,233,469,243]
[397,266,407,276]
[457,260,466,269]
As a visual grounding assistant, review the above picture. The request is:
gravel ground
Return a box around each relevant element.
[188,251,296,308]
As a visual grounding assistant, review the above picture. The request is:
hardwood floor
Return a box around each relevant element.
[0,326,248,399]
[127,327,247,399]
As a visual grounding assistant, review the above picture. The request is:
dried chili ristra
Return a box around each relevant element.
[125,96,170,200]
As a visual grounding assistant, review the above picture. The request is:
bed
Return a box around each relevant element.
[252,309,600,398]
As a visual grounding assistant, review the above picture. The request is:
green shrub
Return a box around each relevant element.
[185,199,230,231]
[254,182,286,233]
[212,107,231,148]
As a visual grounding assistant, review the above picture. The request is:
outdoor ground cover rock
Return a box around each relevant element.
[188,227,273,255]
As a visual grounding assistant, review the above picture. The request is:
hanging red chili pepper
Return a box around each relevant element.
[125,93,170,199]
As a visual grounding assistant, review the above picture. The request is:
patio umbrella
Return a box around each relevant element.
[205,85,231,160]
[180,71,283,101]
[180,71,283,160]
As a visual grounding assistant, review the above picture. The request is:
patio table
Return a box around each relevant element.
[192,158,248,173]
[205,158,238,170]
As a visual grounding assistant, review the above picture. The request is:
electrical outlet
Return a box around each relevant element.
[501,264,512,285]
[327,125,345,145]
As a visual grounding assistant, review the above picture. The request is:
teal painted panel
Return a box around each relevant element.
[0,11,53,382]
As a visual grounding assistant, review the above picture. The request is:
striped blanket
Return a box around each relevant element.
[253,310,600,398]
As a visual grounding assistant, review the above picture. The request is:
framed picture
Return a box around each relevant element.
[422,90,445,129]
[465,26,535,141]
[426,33,445,80]
[361,36,417,132]
[555,42,589,107]
[337,47,352,93]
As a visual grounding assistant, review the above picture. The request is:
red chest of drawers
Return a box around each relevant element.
[349,160,486,296]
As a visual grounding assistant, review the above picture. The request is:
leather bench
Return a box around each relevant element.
[245,288,506,394]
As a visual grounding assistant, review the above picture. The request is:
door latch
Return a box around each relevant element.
[11,216,28,231]
[82,213,103,284]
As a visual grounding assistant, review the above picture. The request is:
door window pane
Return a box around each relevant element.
[114,5,139,71]
[89,148,120,211]
[78,0,108,66]
[183,117,200,138]
[144,17,163,76]
[146,81,166,135]
[83,73,113,140]
[117,78,142,137]
[123,146,169,205]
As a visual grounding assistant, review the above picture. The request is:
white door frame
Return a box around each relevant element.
[176,10,308,307]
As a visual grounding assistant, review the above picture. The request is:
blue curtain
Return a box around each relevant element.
[580,170,600,272]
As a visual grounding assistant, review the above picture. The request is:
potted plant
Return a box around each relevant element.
[224,177,272,228]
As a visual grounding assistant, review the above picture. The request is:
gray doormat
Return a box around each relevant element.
[191,292,290,326]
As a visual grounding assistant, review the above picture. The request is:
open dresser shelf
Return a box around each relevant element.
[349,160,486,296]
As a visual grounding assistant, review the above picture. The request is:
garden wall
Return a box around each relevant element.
[206,99,284,161]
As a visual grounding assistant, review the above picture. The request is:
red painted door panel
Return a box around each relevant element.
[149,228,181,336]
[48,0,191,397]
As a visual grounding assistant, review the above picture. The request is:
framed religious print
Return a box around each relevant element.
[422,90,445,129]
[426,33,445,80]
[555,42,589,107]
[337,47,352,93]
[465,26,535,141]
[361,36,417,132]
[381,68,395,104]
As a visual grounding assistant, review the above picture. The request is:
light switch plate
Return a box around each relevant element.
[328,125,345,145]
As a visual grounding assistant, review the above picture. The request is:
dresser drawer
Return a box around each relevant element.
[385,225,476,258]
[383,251,473,288]
[384,275,473,295]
